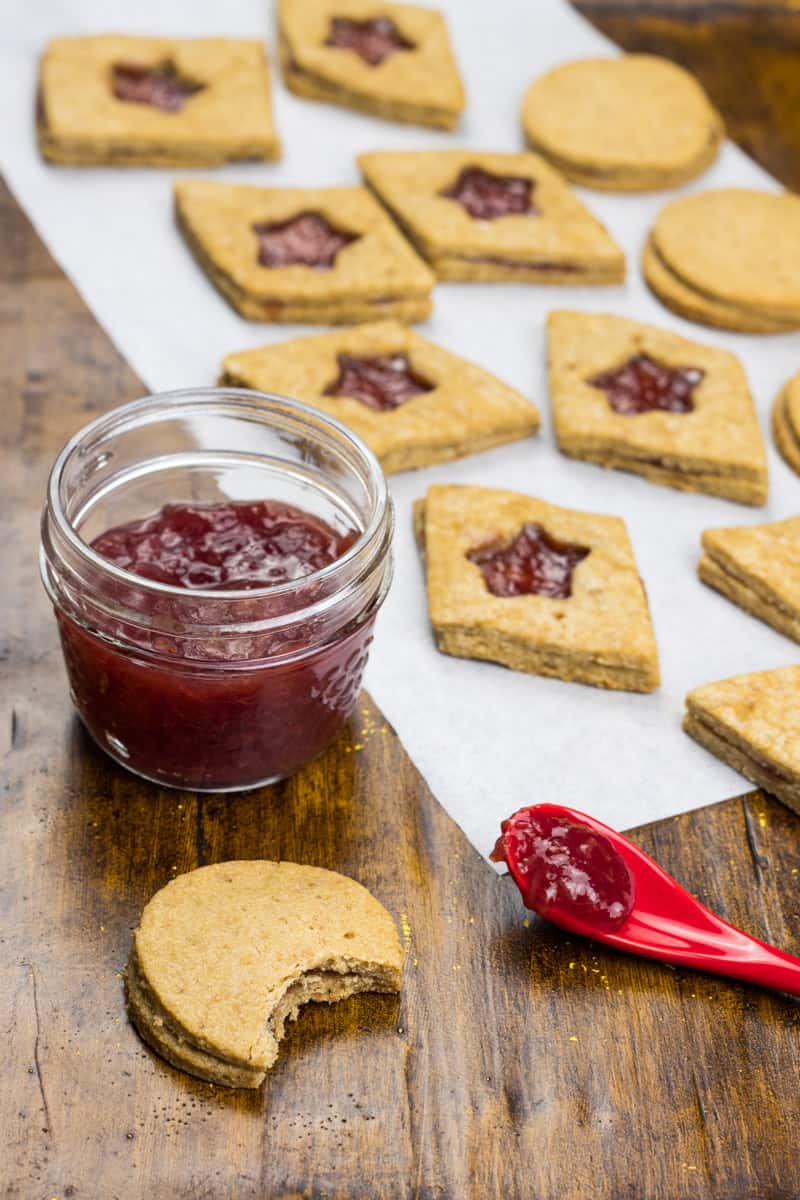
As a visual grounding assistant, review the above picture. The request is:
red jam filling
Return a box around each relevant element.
[111,62,203,113]
[58,501,371,791]
[589,354,704,415]
[326,16,415,65]
[491,807,635,931]
[252,212,358,269]
[91,501,357,590]
[324,352,434,411]
[468,523,589,599]
[440,168,538,221]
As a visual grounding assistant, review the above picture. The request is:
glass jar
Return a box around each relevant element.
[40,388,393,792]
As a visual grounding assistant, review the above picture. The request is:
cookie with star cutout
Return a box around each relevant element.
[415,484,659,692]
[548,311,768,505]
[38,36,280,166]
[277,0,465,129]
[175,179,434,324]
[221,321,539,473]
[358,149,624,283]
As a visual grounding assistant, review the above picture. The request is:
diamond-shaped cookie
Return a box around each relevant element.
[222,321,539,472]
[277,0,465,129]
[415,484,659,692]
[684,666,800,816]
[699,517,800,644]
[358,149,624,282]
[175,180,434,324]
[548,310,768,505]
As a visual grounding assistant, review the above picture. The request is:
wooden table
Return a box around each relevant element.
[4,6,800,1197]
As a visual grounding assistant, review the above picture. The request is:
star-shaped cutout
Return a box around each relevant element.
[589,353,704,415]
[252,212,359,269]
[324,352,434,411]
[468,523,590,599]
[326,16,415,66]
[111,61,204,113]
[440,167,539,221]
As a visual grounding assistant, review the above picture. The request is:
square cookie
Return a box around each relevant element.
[175,180,435,324]
[38,36,280,166]
[684,666,800,816]
[221,320,539,473]
[699,517,800,644]
[277,0,464,129]
[548,310,768,505]
[358,150,625,282]
[415,484,659,692]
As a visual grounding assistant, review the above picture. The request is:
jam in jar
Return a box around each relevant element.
[40,389,393,792]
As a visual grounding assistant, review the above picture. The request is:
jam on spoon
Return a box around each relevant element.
[493,803,800,997]
[491,806,634,931]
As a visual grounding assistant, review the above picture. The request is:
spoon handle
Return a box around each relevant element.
[675,938,800,998]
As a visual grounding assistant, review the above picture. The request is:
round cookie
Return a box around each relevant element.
[651,189,800,323]
[642,235,797,334]
[521,55,723,191]
[127,860,402,1087]
[772,375,800,476]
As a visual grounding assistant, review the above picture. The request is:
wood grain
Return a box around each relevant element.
[573,0,800,191]
[3,174,800,1199]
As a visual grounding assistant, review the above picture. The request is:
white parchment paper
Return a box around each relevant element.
[3,0,800,854]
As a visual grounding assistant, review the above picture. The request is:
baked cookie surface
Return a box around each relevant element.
[522,55,722,191]
[127,860,402,1088]
[772,371,800,476]
[38,36,280,166]
[415,484,659,692]
[175,179,434,324]
[645,190,800,331]
[221,320,539,473]
[278,0,464,128]
[548,310,768,505]
[699,517,800,644]
[358,149,625,283]
[684,667,800,817]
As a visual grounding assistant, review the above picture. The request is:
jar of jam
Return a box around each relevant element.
[40,388,393,792]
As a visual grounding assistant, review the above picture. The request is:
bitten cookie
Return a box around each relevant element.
[772,371,800,476]
[126,861,402,1088]
[277,0,464,129]
[684,667,800,817]
[358,149,625,283]
[221,320,539,473]
[548,310,768,505]
[415,484,659,692]
[38,36,280,165]
[699,518,800,644]
[522,55,723,191]
[644,190,800,332]
[175,179,434,324]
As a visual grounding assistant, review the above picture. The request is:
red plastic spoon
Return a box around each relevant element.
[491,802,800,996]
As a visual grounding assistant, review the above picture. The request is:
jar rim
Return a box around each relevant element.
[46,386,390,604]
